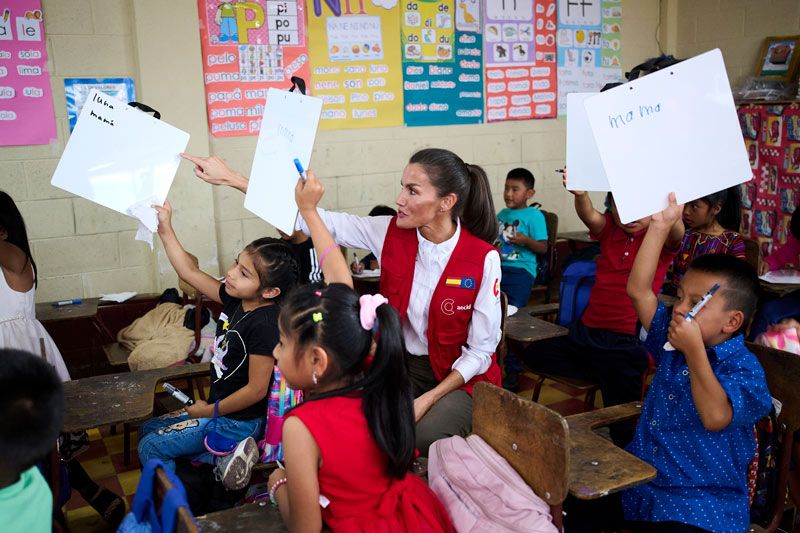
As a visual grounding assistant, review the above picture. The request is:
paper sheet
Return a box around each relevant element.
[100,291,138,303]
[583,49,751,224]
[353,269,381,279]
[566,92,610,191]
[759,269,800,284]
[51,89,189,245]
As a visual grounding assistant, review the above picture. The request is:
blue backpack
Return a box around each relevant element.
[118,459,195,533]
[558,261,596,327]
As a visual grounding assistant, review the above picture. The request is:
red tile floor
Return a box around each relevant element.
[64,374,594,532]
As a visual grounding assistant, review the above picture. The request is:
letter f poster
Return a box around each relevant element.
[197,0,311,137]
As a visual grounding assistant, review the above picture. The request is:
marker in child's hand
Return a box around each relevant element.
[163,382,194,406]
[555,169,565,173]
[663,283,720,351]
[293,159,307,180]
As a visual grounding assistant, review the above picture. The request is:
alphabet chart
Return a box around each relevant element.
[402,0,484,126]
[556,0,622,115]
[483,0,557,121]
[0,0,56,146]
[197,0,311,137]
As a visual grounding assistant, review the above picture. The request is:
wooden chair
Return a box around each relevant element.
[746,342,800,532]
[530,209,560,304]
[496,292,509,366]
[473,382,569,529]
[744,238,762,273]
[153,466,198,533]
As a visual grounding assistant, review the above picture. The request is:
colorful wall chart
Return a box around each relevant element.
[555,0,622,114]
[402,0,484,126]
[307,0,403,130]
[0,1,56,146]
[738,103,800,257]
[64,78,135,132]
[483,0,557,122]
[197,0,311,137]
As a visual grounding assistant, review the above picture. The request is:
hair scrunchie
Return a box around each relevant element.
[359,293,388,332]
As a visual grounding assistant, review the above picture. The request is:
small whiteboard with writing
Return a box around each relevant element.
[52,89,189,221]
[584,49,751,224]
[566,92,610,192]
[245,89,323,234]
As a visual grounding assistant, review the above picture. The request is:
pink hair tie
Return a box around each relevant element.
[359,294,388,331]
[318,242,339,270]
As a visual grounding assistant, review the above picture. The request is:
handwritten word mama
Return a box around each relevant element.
[608,102,661,128]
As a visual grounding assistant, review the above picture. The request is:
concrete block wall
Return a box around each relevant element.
[665,0,800,86]
[5,0,789,299]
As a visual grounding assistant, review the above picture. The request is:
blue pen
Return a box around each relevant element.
[684,283,720,322]
[293,158,306,180]
[53,299,82,307]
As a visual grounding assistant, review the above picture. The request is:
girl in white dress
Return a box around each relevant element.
[0,191,69,381]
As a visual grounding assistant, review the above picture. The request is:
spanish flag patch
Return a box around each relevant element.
[445,277,476,289]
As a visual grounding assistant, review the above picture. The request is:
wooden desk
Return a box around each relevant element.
[557,230,594,252]
[506,307,569,343]
[760,280,800,297]
[352,274,381,296]
[62,363,210,433]
[36,298,100,322]
[566,402,656,499]
[196,502,287,531]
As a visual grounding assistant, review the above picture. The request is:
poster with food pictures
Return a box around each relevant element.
[483,0,557,121]
[197,0,311,137]
[555,0,623,115]
[307,0,403,129]
[403,0,484,126]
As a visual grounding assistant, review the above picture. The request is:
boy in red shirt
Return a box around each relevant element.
[522,183,683,444]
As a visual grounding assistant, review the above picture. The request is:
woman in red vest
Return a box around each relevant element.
[181,148,503,455]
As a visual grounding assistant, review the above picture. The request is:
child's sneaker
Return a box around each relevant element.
[214,436,259,491]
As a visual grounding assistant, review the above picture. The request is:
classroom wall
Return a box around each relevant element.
[4,0,758,301]
[662,0,800,87]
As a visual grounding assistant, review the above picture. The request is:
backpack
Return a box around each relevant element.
[749,406,781,526]
[259,367,303,463]
[119,459,196,533]
[428,435,557,533]
[557,260,596,327]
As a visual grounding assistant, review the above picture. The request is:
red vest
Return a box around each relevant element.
[379,218,502,395]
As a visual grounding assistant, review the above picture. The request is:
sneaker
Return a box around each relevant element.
[214,437,259,491]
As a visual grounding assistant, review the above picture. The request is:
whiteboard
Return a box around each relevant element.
[583,49,751,224]
[566,92,610,192]
[51,89,189,224]
[245,89,323,235]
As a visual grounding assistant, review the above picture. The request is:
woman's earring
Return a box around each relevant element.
[312,371,318,385]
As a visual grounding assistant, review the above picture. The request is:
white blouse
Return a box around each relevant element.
[297,210,502,383]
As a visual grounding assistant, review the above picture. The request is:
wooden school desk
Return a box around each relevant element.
[557,230,594,252]
[196,501,287,532]
[63,363,210,465]
[352,272,381,296]
[759,280,800,298]
[566,401,656,499]
[505,306,569,343]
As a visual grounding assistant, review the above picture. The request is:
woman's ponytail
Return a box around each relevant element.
[464,164,499,243]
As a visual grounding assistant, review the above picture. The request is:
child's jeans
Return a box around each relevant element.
[501,266,536,373]
[138,411,264,472]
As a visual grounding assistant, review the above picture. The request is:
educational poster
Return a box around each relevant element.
[402,0,484,126]
[64,78,135,132]
[0,1,57,146]
[307,0,403,130]
[738,103,800,257]
[197,0,311,137]
[555,0,622,115]
[483,0,557,122]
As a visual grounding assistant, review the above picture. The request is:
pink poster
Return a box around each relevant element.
[0,1,57,146]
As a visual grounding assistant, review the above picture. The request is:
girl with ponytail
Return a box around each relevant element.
[663,186,746,295]
[267,172,452,532]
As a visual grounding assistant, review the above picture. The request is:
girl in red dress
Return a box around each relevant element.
[267,172,453,532]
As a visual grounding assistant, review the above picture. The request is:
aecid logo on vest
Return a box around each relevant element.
[441,298,472,316]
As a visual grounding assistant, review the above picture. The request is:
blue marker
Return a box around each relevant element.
[53,299,82,307]
[684,283,720,322]
[293,158,306,180]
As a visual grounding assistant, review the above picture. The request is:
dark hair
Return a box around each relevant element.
[243,237,300,302]
[0,191,37,287]
[696,187,742,231]
[368,205,397,217]
[790,207,800,240]
[409,148,499,243]
[0,349,63,473]
[506,168,535,190]
[280,283,414,478]
[626,54,683,81]
[687,254,759,325]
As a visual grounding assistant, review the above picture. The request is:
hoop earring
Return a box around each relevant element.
[312,371,318,385]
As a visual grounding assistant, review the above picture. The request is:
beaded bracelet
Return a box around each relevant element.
[318,242,338,270]
[269,477,288,506]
